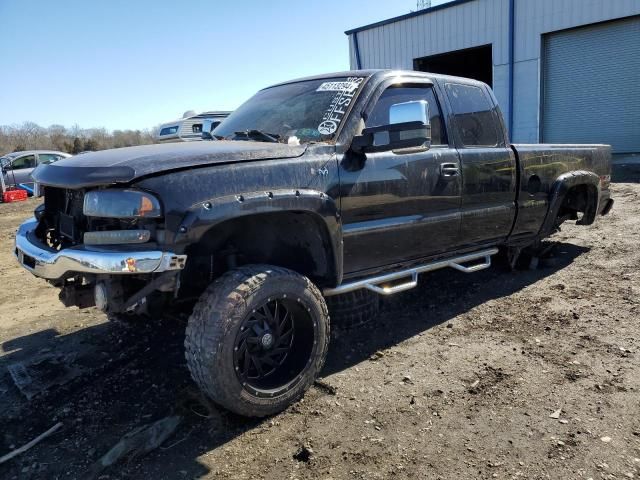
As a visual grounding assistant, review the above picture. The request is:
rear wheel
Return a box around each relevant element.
[325,289,380,330]
[185,265,329,417]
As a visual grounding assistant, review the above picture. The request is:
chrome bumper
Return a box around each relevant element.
[14,218,186,280]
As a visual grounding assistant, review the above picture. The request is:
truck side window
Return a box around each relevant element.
[367,86,446,145]
[445,83,499,147]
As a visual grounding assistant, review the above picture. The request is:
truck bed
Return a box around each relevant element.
[509,143,612,241]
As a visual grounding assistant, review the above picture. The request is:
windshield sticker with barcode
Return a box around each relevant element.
[316,80,362,93]
[317,77,364,136]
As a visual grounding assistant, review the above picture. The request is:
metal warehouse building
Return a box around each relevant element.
[346,0,640,154]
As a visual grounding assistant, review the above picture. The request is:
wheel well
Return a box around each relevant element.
[181,212,337,295]
[558,184,598,225]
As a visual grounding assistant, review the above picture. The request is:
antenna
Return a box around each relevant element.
[417,0,432,9]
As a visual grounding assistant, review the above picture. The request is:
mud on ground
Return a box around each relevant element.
[0,183,639,480]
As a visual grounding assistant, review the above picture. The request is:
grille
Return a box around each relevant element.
[40,187,86,248]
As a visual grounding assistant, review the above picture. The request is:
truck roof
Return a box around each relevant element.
[267,69,488,89]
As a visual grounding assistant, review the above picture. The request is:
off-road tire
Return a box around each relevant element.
[184,265,330,417]
[325,289,380,330]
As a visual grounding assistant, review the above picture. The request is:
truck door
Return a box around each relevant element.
[443,82,517,247]
[340,82,462,275]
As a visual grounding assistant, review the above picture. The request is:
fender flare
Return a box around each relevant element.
[539,170,600,236]
[175,188,343,285]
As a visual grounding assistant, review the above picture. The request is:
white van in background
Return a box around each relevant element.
[156,111,231,143]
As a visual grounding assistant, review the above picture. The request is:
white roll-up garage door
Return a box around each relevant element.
[542,16,640,153]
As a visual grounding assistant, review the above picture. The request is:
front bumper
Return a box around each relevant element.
[14,218,186,280]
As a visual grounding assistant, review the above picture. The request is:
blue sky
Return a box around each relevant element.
[0,0,449,131]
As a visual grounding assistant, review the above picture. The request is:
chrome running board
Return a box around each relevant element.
[324,248,499,297]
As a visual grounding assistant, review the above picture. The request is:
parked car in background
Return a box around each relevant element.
[156,110,231,143]
[1,150,71,190]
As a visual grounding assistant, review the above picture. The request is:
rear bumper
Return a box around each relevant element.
[14,218,186,280]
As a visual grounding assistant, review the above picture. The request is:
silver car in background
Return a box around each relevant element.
[1,150,71,190]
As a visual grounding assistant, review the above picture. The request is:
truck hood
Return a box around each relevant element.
[31,140,307,189]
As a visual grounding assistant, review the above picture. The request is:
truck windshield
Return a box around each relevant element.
[213,76,366,144]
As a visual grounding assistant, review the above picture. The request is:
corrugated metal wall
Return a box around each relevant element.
[542,16,640,153]
[349,0,511,126]
[348,0,640,144]
[511,0,640,143]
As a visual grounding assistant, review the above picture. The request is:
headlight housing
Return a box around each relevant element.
[83,189,162,218]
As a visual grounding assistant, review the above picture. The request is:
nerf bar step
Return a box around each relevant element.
[324,248,499,297]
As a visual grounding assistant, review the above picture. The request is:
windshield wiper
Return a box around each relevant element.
[230,130,280,143]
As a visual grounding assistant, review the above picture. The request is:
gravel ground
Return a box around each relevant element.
[0,182,638,480]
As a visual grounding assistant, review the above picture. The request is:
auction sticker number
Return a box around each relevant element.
[316,81,361,93]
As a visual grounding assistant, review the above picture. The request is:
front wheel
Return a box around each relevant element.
[184,265,330,417]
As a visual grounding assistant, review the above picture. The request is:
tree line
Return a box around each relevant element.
[0,122,157,155]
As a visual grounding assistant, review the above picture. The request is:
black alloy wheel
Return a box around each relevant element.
[233,297,315,396]
[185,265,330,417]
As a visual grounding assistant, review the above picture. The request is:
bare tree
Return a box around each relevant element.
[47,125,68,151]
[0,122,157,155]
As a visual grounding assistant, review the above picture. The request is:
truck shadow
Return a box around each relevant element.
[0,241,588,479]
[324,242,590,376]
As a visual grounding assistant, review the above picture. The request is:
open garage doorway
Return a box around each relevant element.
[414,44,493,87]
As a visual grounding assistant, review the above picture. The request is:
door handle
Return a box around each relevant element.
[440,163,460,177]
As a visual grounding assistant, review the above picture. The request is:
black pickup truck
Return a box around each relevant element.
[15,70,613,417]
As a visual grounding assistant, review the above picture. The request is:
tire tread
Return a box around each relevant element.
[184,265,329,417]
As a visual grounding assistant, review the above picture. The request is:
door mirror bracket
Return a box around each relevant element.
[351,120,432,154]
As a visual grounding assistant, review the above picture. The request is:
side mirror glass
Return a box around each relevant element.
[352,100,432,154]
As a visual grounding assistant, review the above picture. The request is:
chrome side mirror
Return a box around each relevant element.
[389,100,429,125]
[352,100,432,153]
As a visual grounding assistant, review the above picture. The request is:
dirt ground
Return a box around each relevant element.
[0,182,639,480]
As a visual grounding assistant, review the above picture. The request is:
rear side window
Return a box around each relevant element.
[446,83,499,147]
[367,86,447,145]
